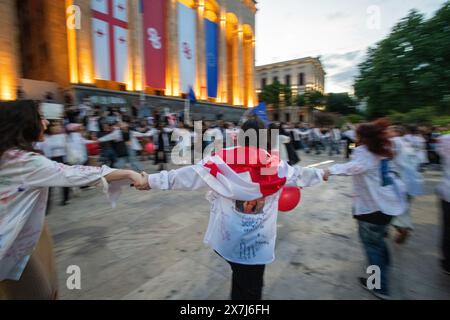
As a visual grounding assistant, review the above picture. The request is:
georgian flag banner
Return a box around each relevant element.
[177,3,197,94]
[194,147,289,201]
[91,0,129,83]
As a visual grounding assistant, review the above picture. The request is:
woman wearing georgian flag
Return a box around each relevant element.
[137,119,326,300]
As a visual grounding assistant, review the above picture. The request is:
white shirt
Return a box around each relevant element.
[391,137,424,197]
[343,130,356,142]
[329,145,408,216]
[331,129,341,141]
[67,132,93,164]
[41,134,67,159]
[0,150,115,280]
[404,134,428,164]
[147,162,323,265]
[130,130,152,151]
[87,116,100,132]
[437,134,450,202]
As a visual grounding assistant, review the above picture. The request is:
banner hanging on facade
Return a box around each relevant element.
[205,19,218,98]
[142,0,166,89]
[177,3,197,94]
[91,0,129,83]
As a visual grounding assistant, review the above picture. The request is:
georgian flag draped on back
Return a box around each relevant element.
[91,0,129,83]
[194,147,289,201]
[177,3,197,94]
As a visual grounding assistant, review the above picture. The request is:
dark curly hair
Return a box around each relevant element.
[356,118,393,159]
[0,100,43,159]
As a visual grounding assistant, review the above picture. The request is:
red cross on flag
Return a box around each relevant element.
[91,0,129,83]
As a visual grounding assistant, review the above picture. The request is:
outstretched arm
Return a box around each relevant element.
[138,165,208,191]
[325,147,371,177]
[21,153,144,188]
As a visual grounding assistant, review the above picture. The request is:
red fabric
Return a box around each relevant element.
[204,147,287,197]
[143,0,166,89]
[86,143,100,156]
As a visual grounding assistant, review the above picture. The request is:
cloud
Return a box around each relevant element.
[322,50,366,93]
[326,11,349,21]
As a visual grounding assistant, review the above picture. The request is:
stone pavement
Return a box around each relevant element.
[47,152,450,300]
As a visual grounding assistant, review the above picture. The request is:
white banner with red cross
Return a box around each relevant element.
[91,0,129,83]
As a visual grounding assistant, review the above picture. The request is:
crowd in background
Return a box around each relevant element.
[34,98,448,208]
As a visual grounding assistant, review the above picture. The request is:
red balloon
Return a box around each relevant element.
[278,187,302,212]
[145,143,155,154]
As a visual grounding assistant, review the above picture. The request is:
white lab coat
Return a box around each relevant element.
[0,149,116,281]
[329,145,408,216]
[147,158,323,265]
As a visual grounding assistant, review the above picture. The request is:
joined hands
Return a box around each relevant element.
[129,171,151,191]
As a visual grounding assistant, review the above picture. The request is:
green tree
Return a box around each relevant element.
[326,93,357,114]
[307,90,325,107]
[294,94,306,107]
[354,2,450,118]
[260,80,292,108]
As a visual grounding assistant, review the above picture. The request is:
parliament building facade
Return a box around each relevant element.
[0,0,257,120]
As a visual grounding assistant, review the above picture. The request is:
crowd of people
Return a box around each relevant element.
[0,99,449,301]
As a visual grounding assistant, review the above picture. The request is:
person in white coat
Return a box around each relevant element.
[136,119,325,300]
[387,125,424,244]
[324,119,408,300]
[0,100,145,300]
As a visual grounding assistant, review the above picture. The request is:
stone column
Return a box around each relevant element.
[45,0,70,88]
[235,25,244,106]
[0,0,20,100]
[128,0,143,91]
[74,0,95,84]
[217,10,227,104]
[166,0,180,96]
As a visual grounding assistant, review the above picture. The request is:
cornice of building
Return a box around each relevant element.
[256,57,326,74]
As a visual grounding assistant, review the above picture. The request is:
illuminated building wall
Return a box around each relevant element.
[0,0,257,108]
[0,0,20,100]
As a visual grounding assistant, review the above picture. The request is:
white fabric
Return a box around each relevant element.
[0,150,117,281]
[130,130,152,151]
[404,134,429,164]
[177,3,197,93]
[390,136,424,197]
[98,128,123,143]
[147,156,324,265]
[67,132,92,165]
[114,25,129,83]
[87,116,100,132]
[437,134,450,202]
[329,145,408,216]
[40,134,67,159]
[92,18,111,80]
[331,129,341,141]
[343,129,356,142]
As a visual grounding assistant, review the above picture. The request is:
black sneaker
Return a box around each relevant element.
[358,277,392,300]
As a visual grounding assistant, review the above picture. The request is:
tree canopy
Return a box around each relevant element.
[354,2,450,118]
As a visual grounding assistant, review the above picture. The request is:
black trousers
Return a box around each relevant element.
[227,260,266,300]
[442,200,450,269]
[49,156,69,208]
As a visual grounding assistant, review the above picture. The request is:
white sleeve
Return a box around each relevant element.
[21,153,116,188]
[286,163,324,187]
[148,165,207,191]
[328,148,372,176]
[437,135,450,160]
[98,129,121,142]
